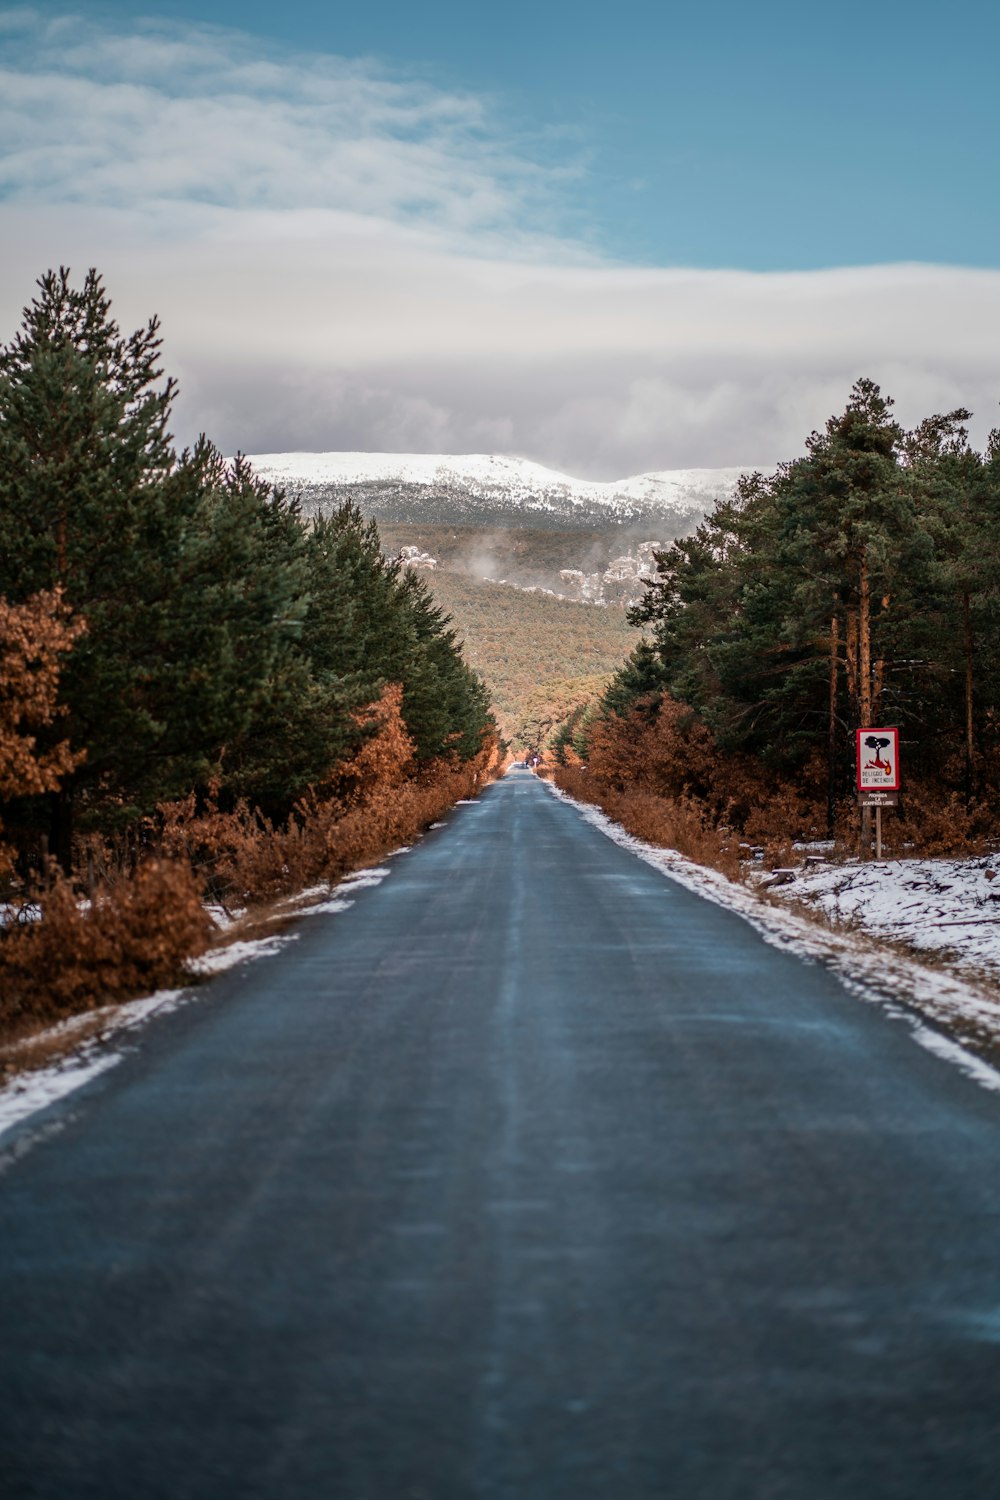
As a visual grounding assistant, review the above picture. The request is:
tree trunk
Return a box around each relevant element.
[49,784,75,877]
[56,511,67,584]
[872,656,886,722]
[872,594,888,723]
[858,555,872,855]
[963,590,974,807]
[827,611,839,836]
[845,609,859,728]
[859,553,872,725]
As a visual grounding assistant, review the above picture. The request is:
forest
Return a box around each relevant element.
[0,269,498,1034]
[555,379,1000,864]
[426,569,635,750]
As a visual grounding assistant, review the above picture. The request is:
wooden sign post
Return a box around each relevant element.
[856,729,901,860]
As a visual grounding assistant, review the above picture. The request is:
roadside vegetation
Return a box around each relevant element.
[553,380,1000,870]
[0,269,499,1039]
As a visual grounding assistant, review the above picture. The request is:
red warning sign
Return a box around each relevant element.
[856,728,900,791]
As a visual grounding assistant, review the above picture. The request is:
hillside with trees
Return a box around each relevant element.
[425,569,636,751]
[0,269,498,1033]
[555,380,1000,862]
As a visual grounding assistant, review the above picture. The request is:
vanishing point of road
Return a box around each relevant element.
[2,769,1000,1499]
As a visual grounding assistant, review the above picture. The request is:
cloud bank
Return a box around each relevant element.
[2,9,998,476]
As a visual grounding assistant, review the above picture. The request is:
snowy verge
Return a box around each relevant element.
[0,862,400,1153]
[752,855,1000,981]
[546,782,1000,1093]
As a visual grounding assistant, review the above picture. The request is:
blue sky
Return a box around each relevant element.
[2,2,999,472]
[75,0,1000,271]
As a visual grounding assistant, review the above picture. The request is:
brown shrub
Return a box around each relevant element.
[158,690,503,909]
[566,695,857,873]
[0,684,501,1041]
[573,687,1000,869]
[0,589,85,881]
[0,589,84,799]
[0,860,213,1029]
[866,783,990,859]
[159,793,290,909]
[554,766,741,879]
[334,684,415,800]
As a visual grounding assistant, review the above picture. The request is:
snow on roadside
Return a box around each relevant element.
[0,986,189,1164]
[756,856,1000,980]
[0,863,400,1153]
[547,782,1000,1091]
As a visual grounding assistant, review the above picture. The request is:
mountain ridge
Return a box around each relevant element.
[245,451,759,532]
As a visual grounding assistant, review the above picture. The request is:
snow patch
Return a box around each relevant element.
[909,1024,1000,1095]
[0,985,192,1164]
[339,867,392,889]
[754,857,1000,982]
[0,1053,119,1167]
[190,933,296,976]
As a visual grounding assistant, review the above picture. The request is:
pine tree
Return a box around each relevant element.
[301,504,493,764]
[0,268,497,869]
[0,268,194,859]
[0,272,338,848]
[188,452,352,811]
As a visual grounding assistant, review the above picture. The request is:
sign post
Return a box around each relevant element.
[856,728,900,860]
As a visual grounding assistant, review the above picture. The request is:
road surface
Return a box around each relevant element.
[2,769,1000,1498]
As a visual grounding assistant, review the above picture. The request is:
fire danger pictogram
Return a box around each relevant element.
[856,728,901,790]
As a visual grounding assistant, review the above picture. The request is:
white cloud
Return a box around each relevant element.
[1,10,998,476]
[0,10,572,247]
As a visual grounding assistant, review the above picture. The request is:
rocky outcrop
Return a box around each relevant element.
[556,542,659,606]
[398,545,438,570]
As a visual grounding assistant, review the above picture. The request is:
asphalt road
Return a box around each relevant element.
[3,769,1000,1499]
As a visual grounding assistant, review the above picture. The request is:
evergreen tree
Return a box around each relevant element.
[396,570,492,761]
[301,504,492,764]
[0,273,349,844]
[597,639,666,720]
[604,378,1000,824]
[0,268,200,857]
[899,412,1000,796]
[0,267,496,866]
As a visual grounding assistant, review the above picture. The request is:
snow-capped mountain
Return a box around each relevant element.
[245,451,756,532]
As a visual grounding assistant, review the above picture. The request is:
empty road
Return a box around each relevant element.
[2,769,1000,1498]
